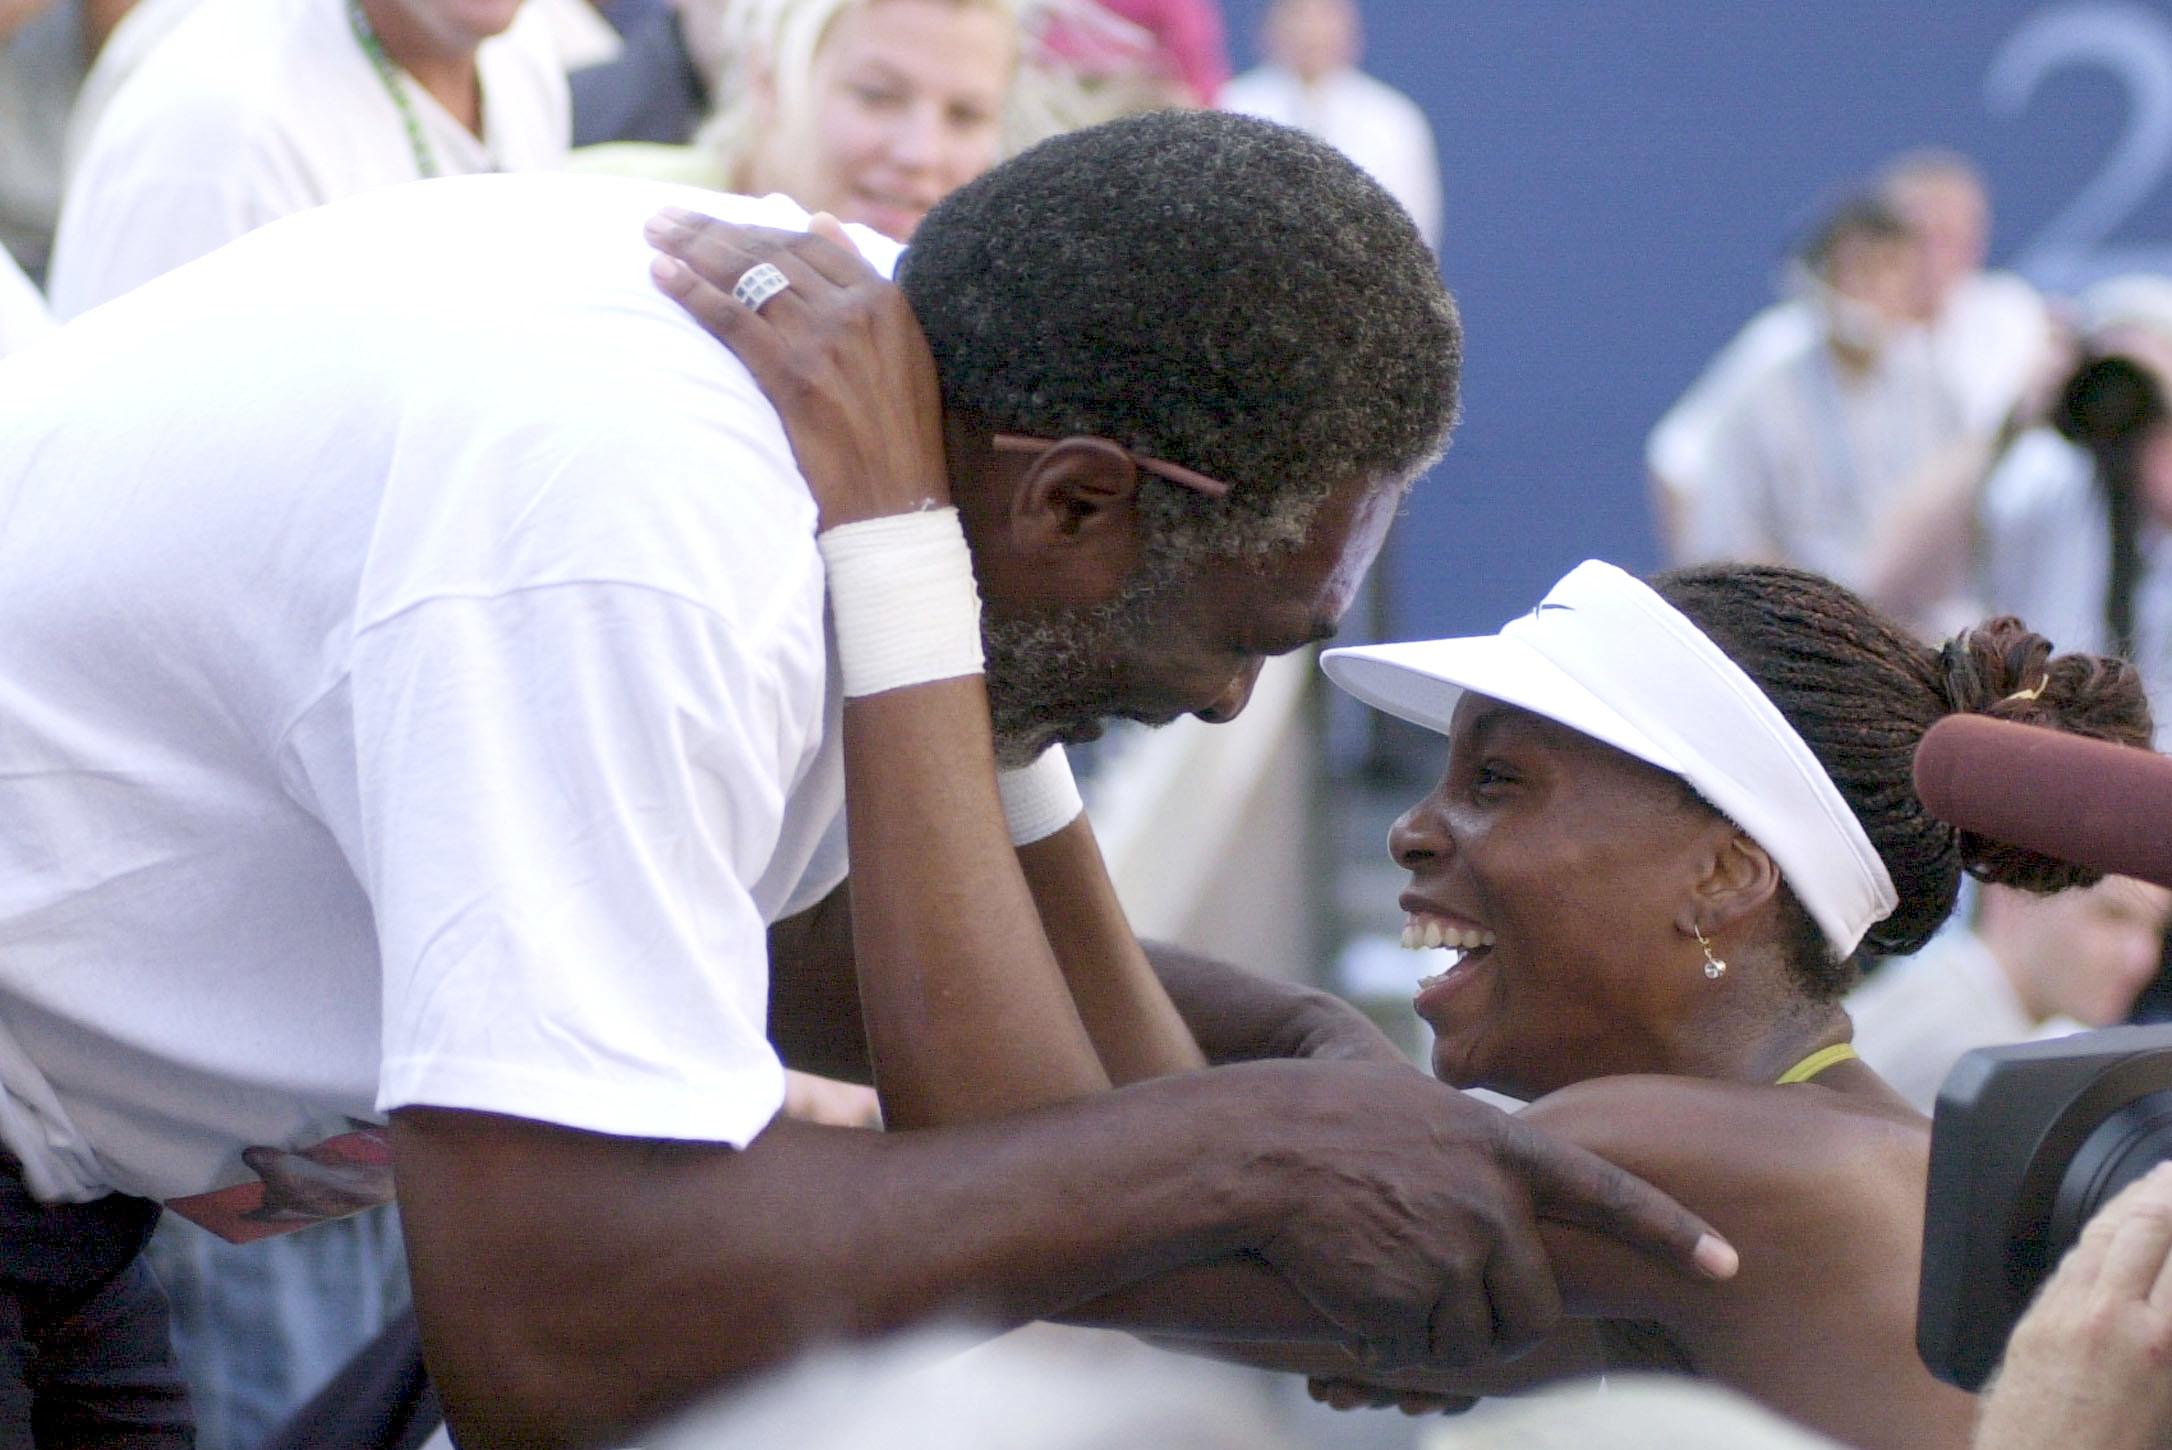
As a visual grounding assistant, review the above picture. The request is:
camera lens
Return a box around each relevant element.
[2050,1088,2172,1256]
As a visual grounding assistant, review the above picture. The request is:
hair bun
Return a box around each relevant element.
[1936,616,2155,893]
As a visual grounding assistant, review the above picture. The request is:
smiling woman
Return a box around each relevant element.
[572,0,1020,242]
[1287,559,2154,1447]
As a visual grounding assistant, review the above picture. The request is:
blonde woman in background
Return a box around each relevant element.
[572,0,1201,241]
[573,0,1018,241]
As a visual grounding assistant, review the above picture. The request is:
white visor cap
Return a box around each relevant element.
[1319,561,1898,958]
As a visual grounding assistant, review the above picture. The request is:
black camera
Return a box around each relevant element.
[1917,1024,2172,1390]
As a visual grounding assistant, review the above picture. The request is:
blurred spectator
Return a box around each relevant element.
[59,0,197,187]
[1974,277,2172,749]
[0,244,51,357]
[1973,1161,2172,1450]
[569,0,733,145]
[1030,0,1229,125]
[653,1329,1841,1450]
[1422,1379,1842,1449]
[1848,875,2172,1114]
[0,0,128,283]
[1678,196,1965,602]
[1221,0,1439,251]
[572,0,1017,243]
[657,1329,1295,1450]
[1878,150,2051,437]
[1650,150,2047,570]
[1088,0,1226,105]
[47,0,568,318]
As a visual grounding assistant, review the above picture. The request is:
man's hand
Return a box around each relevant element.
[1976,1161,2172,1450]
[644,208,947,530]
[1235,1061,1734,1371]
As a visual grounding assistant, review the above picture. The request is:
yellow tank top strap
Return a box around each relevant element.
[1775,1042,1859,1085]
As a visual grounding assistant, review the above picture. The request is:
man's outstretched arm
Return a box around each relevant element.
[395,1054,1728,1450]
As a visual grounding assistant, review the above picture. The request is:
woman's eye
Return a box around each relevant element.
[850,84,905,110]
[1471,760,1516,793]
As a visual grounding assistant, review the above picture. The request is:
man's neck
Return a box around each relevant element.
[358,0,486,136]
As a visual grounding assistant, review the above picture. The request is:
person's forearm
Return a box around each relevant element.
[395,1072,1302,1449]
[841,681,1111,1125]
[1019,819,1205,1083]
[1144,941,1408,1066]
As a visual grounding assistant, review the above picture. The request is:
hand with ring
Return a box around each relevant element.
[644,208,949,533]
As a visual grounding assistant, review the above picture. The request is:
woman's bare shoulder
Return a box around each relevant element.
[1516,1071,1972,1450]
[1517,1071,1931,1316]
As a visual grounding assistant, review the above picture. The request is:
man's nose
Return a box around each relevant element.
[1193,658,1265,725]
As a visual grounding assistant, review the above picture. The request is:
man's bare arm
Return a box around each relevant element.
[396,1055,1721,1448]
[767,885,1397,1083]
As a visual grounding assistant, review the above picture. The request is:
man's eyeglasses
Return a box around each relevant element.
[992,434,1231,499]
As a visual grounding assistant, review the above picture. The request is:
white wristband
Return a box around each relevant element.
[997,745,1084,846]
[819,507,984,698]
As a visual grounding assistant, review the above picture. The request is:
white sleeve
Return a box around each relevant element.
[350,582,811,1146]
[1678,406,1778,565]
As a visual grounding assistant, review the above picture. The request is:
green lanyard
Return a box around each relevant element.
[348,0,440,180]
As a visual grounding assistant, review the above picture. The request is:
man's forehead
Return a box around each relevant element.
[1312,474,1401,609]
[1231,475,1399,635]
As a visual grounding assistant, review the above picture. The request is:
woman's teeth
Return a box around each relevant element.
[1403,916,1494,992]
[1399,918,1496,952]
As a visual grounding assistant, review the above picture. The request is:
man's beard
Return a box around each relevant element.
[981,556,1181,768]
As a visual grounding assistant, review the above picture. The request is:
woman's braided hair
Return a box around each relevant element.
[1652,563,2154,1000]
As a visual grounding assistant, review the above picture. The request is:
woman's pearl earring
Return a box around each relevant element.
[1694,925,1728,981]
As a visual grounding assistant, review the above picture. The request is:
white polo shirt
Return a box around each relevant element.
[0,176,894,1220]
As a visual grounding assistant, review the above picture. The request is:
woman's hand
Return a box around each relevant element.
[644,208,949,530]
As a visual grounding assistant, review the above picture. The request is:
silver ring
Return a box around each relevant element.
[732,262,791,312]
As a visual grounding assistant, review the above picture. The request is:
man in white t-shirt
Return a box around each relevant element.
[1649,152,2048,563]
[0,113,1727,1447]
[1220,0,1441,251]
[46,0,567,319]
[1682,197,1964,597]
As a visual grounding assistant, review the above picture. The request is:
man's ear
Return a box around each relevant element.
[1677,830,1782,941]
[1004,438,1147,605]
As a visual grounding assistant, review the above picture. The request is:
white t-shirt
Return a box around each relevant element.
[1647,272,2046,535]
[1686,326,1961,594]
[1935,271,2051,436]
[1220,65,1442,252]
[1978,427,2172,750]
[1646,300,1818,511]
[47,0,569,320]
[0,176,896,1218]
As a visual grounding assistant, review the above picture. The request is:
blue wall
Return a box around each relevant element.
[1219,1,2172,639]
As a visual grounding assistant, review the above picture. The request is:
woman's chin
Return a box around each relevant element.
[1430,1044,1539,1102]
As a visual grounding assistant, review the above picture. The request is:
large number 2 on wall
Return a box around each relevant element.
[1989,1,2172,292]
